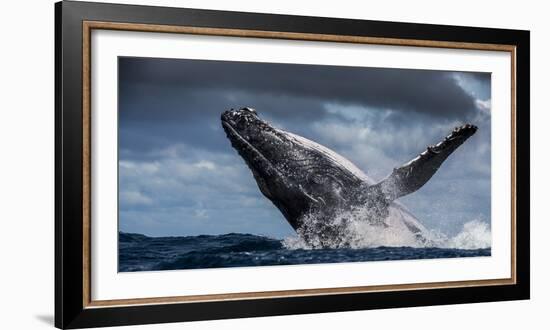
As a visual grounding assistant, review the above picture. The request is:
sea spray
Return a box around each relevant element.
[287,204,428,249]
[283,207,491,251]
[445,220,491,249]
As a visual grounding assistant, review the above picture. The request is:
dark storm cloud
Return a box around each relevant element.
[118,86,332,157]
[119,57,489,122]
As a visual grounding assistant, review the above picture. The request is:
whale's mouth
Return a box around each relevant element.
[222,118,288,200]
[221,119,280,179]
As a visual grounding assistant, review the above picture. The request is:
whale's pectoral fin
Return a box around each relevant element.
[372,124,478,201]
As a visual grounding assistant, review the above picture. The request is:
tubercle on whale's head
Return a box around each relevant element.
[221,107,263,141]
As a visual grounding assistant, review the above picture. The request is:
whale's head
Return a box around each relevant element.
[221,107,368,228]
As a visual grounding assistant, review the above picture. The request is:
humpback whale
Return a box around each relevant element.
[221,107,477,248]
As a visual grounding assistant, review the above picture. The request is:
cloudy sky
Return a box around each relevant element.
[118,57,491,238]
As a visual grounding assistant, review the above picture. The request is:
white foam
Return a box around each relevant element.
[283,205,425,249]
[282,209,491,251]
[444,220,492,249]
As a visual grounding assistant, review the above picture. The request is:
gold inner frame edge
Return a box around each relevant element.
[81,20,517,308]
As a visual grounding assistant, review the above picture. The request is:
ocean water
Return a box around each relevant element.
[118,231,491,272]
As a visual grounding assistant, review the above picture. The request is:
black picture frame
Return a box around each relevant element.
[55,1,530,328]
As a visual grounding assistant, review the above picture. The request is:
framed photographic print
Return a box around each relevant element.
[55,1,530,328]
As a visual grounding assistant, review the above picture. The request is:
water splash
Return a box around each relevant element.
[444,220,492,249]
[283,206,425,249]
[282,206,491,251]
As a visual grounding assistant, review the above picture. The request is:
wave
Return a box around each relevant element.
[119,231,490,272]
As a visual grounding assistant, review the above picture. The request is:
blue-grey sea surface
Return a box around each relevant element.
[119,232,491,272]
